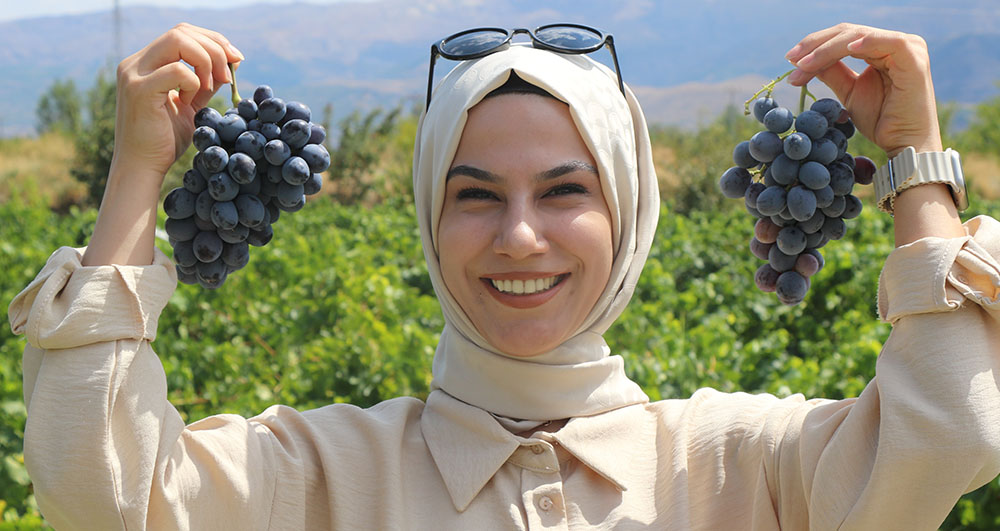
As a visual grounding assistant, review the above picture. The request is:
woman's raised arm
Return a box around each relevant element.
[82,23,242,266]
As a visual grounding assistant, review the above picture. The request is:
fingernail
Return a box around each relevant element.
[787,69,806,85]
[229,44,244,61]
[785,45,802,61]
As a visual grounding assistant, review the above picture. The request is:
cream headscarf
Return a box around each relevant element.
[413,44,659,422]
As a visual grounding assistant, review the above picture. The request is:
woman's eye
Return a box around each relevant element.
[545,183,588,197]
[456,187,497,201]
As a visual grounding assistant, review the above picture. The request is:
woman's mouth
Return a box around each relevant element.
[489,274,567,295]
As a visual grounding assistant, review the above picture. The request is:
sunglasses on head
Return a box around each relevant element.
[425,23,625,109]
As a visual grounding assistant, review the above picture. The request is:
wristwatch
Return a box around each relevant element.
[874,146,969,215]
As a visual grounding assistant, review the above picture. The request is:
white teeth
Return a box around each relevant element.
[491,275,561,295]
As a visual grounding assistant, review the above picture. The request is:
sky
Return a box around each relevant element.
[0,0,371,22]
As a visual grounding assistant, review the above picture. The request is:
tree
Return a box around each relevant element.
[70,70,117,207]
[36,79,82,135]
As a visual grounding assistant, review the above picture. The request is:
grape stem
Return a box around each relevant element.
[229,63,241,107]
[743,68,795,115]
[798,85,817,114]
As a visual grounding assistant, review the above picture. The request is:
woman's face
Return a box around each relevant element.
[438,93,614,358]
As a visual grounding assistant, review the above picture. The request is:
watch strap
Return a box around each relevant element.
[874,147,968,215]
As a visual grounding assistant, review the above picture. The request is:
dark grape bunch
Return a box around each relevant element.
[718,93,876,305]
[164,84,329,288]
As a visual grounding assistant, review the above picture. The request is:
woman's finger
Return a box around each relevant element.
[791,60,859,105]
[135,27,221,92]
[142,61,202,106]
[843,31,931,76]
[182,22,244,63]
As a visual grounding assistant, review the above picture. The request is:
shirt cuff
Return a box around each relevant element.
[878,215,1000,323]
[7,246,178,349]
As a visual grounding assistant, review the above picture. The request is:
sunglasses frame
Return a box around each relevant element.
[425,23,625,109]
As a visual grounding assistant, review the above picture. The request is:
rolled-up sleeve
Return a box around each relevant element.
[769,215,1000,530]
[8,247,276,530]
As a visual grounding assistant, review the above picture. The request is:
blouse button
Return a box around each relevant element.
[538,495,554,512]
[530,445,544,455]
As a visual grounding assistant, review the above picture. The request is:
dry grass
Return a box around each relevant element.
[0,132,87,210]
[964,152,1000,201]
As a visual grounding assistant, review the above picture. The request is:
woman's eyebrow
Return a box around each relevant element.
[446,165,499,182]
[536,160,598,182]
[447,161,597,182]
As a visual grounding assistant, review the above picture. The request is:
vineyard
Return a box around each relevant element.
[2,84,1000,528]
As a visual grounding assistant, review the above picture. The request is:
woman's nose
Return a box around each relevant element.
[493,204,548,259]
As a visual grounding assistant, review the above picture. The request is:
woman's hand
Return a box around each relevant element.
[784,23,941,158]
[786,23,963,246]
[113,23,243,180]
[83,24,242,267]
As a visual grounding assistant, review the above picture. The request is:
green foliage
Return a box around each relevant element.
[70,71,117,208]
[955,88,1000,159]
[35,79,82,136]
[322,104,407,204]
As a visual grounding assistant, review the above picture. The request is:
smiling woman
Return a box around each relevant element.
[438,90,613,357]
[8,20,1000,530]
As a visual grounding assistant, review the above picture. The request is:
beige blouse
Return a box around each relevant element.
[10,216,1000,531]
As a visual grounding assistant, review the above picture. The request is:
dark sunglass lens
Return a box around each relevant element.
[441,30,508,56]
[535,26,602,50]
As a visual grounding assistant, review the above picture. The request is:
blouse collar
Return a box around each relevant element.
[420,389,656,512]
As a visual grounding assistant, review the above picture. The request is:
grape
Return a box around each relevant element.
[795,110,828,140]
[211,201,239,230]
[195,259,227,289]
[853,156,876,185]
[247,119,261,132]
[194,215,216,232]
[770,154,799,185]
[754,264,780,292]
[806,230,828,249]
[247,224,274,247]
[235,131,267,160]
[786,186,817,222]
[733,140,758,169]
[754,217,781,244]
[165,217,199,242]
[834,119,855,139]
[797,210,825,235]
[823,128,848,157]
[208,172,240,201]
[172,239,198,267]
[217,224,250,244]
[183,169,208,194]
[828,162,855,196]
[277,194,306,213]
[749,131,783,163]
[763,107,794,133]
[193,126,221,151]
[768,245,797,273]
[235,194,267,228]
[821,216,847,240]
[776,271,808,305]
[176,267,198,285]
[253,85,274,105]
[745,182,766,209]
[193,231,224,262]
[237,99,258,121]
[227,152,257,184]
[260,122,281,140]
[752,97,777,122]
[814,185,834,208]
[303,173,324,196]
[806,138,838,165]
[776,226,807,255]
[756,186,786,216]
[194,107,223,130]
[783,132,811,161]
[809,98,843,124]
[282,156,312,186]
[750,237,772,261]
[202,146,229,173]
[195,190,214,220]
[283,101,312,124]
[798,161,830,190]
[842,194,863,219]
[821,195,846,217]
[804,248,825,272]
[280,119,312,150]
[264,139,292,166]
[222,241,251,270]
[795,252,821,277]
[164,187,197,219]
[308,124,326,145]
[217,114,248,144]
[258,97,286,123]
[719,167,752,199]
[239,176,261,196]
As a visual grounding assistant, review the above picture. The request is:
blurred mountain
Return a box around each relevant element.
[1,0,998,136]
